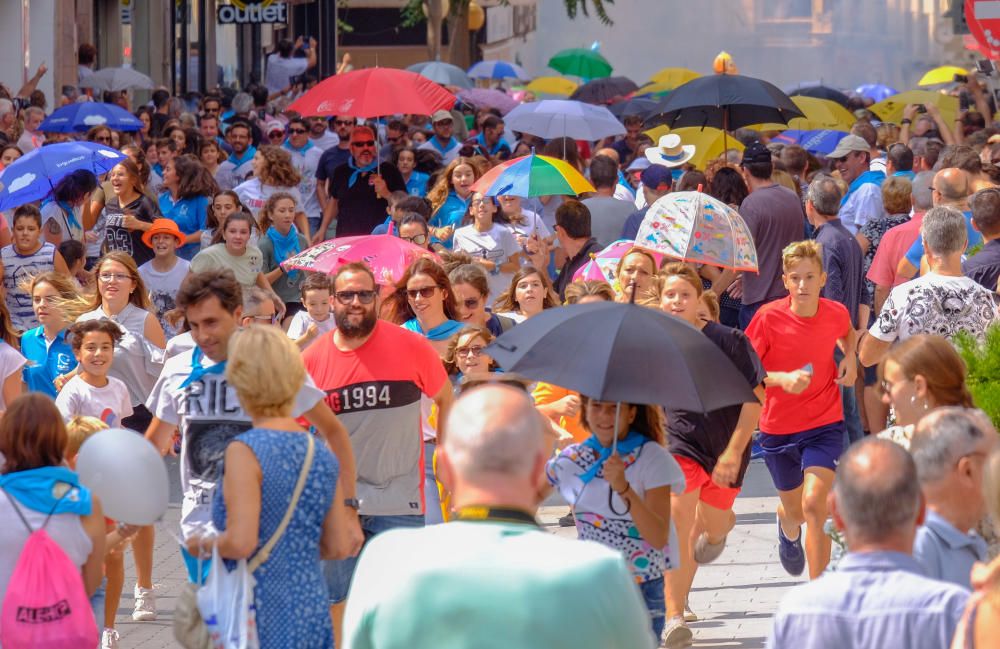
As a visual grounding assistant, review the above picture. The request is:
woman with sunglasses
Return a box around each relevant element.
[493,266,559,324]
[443,325,497,384]
[399,213,446,253]
[447,264,517,336]
[381,258,462,358]
[452,192,521,305]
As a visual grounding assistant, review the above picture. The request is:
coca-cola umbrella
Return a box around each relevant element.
[287,68,456,118]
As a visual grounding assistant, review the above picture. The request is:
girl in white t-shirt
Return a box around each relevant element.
[55,319,133,427]
[452,192,522,304]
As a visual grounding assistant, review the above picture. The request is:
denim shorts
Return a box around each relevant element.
[324,514,425,603]
[89,576,106,628]
[759,421,845,492]
[638,576,665,638]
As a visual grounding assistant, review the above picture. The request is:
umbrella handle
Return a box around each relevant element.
[611,401,621,455]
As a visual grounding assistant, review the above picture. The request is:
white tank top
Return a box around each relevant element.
[78,303,164,406]
[0,489,93,599]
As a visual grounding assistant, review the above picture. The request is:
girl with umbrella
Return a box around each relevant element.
[41,169,97,246]
[452,192,521,304]
[428,157,481,246]
[615,247,658,303]
[656,262,766,647]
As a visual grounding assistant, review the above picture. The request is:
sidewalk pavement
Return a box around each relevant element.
[114,459,798,648]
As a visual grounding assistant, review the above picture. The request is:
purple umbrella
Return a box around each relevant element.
[457,88,519,115]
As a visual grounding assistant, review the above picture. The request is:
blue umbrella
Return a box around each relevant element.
[467,60,528,81]
[0,142,126,210]
[855,83,898,103]
[40,102,144,133]
[772,129,849,156]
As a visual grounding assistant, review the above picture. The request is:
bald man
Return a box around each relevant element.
[342,385,655,649]
[769,438,968,649]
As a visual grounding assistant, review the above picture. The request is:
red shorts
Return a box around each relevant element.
[674,454,740,510]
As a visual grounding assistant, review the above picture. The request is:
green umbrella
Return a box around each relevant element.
[548,48,612,79]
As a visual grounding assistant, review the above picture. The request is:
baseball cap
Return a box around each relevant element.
[431,110,453,124]
[640,164,672,191]
[740,142,771,165]
[626,157,651,172]
[827,134,871,160]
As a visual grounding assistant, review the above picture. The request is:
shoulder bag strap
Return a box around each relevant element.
[249,433,314,572]
[0,486,34,534]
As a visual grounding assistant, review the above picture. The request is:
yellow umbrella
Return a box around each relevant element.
[644,126,745,170]
[918,65,968,87]
[524,76,578,97]
[786,96,856,131]
[647,67,701,90]
[635,81,674,96]
[869,90,959,125]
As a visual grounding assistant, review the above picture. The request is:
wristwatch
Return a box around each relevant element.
[344,498,360,511]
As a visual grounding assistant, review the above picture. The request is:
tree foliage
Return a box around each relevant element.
[564,0,615,25]
[955,326,1000,429]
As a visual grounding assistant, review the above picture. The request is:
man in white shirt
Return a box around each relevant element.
[263,37,316,97]
[419,110,463,165]
[308,116,339,151]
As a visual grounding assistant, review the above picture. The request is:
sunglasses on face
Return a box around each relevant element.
[288,128,307,135]
[435,120,453,127]
[334,290,377,305]
[402,233,427,245]
[335,120,354,126]
[387,136,400,143]
[351,140,376,148]
[249,314,279,324]
[406,286,438,300]
[456,345,485,358]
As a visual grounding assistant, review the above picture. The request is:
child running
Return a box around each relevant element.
[286,273,336,350]
[55,319,133,427]
[745,240,857,579]
[138,219,190,339]
[258,192,309,321]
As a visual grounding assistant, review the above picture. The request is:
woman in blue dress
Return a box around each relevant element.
[186,325,346,649]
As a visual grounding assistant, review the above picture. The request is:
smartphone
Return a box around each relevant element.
[916,104,927,114]
[955,74,969,84]
[977,59,995,75]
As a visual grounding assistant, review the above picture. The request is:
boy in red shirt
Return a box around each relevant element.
[746,240,857,579]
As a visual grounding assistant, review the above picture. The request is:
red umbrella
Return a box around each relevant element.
[287,68,456,118]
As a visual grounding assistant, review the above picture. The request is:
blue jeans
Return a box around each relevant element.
[638,577,666,638]
[840,385,865,448]
[307,216,322,240]
[424,441,444,525]
[738,299,768,330]
[323,514,425,603]
[89,576,106,629]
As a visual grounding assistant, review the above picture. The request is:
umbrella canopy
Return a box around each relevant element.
[787,84,851,108]
[648,67,701,89]
[505,100,626,141]
[771,129,849,156]
[785,96,856,132]
[287,68,456,118]
[634,81,674,98]
[78,67,155,92]
[0,142,125,210]
[635,191,758,272]
[648,74,804,131]
[854,83,898,103]
[457,88,519,115]
[487,301,757,410]
[407,61,473,89]
[609,97,659,121]
[524,76,579,97]
[40,102,143,133]
[869,90,959,125]
[548,48,613,79]
[472,152,594,198]
[280,234,439,286]
[467,60,528,81]
[569,76,639,104]
[571,239,665,289]
[643,126,745,170]
[918,65,968,87]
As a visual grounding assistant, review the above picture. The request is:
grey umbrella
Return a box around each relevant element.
[79,67,155,92]
[406,61,473,89]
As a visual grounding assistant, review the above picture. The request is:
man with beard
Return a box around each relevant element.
[302,261,452,646]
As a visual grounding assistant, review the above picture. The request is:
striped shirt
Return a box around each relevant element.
[2,242,56,331]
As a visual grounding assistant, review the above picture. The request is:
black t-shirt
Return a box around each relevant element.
[665,321,766,487]
[103,194,160,266]
[316,146,352,186]
[329,162,406,237]
[554,238,602,299]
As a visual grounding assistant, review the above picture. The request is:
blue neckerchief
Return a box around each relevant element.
[842,170,886,205]
[228,146,257,168]
[179,347,227,389]
[893,170,916,181]
[41,198,82,233]
[152,163,163,177]
[0,466,92,516]
[578,431,648,485]
[266,225,302,282]
[617,169,636,198]
[402,318,464,341]
[429,136,459,155]
[283,139,314,155]
[348,156,379,188]
[475,132,503,156]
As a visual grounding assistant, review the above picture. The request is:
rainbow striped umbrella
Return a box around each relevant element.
[471,152,594,197]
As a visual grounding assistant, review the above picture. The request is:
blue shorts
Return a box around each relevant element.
[759,421,845,492]
[638,576,665,638]
[323,514,424,603]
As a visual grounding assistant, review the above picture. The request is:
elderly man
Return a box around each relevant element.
[860,206,997,367]
[910,408,995,589]
[829,134,885,234]
[342,384,654,649]
[768,438,969,649]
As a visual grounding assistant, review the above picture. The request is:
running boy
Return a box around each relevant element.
[55,319,133,427]
[745,240,856,579]
[138,219,190,339]
[286,273,336,349]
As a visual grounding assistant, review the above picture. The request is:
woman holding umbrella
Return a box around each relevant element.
[657,262,766,647]
[452,192,521,304]
[614,247,658,303]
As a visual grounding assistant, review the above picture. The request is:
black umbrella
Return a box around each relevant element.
[608,97,659,121]
[646,73,804,132]
[570,76,640,104]
[487,302,757,412]
[788,84,851,108]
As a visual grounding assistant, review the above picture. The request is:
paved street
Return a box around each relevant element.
[114,459,796,648]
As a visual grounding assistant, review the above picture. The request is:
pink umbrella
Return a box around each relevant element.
[280,234,440,286]
[571,239,665,290]
[457,88,520,115]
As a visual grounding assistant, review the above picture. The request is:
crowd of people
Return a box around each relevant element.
[2,41,1000,649]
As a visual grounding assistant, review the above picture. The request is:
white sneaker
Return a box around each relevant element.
[661,616,693,648]
[132,584,157,621]
[683,600,698,622]
[101,628,120,649]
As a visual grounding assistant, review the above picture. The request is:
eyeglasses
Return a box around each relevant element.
[351,140,376,148]
[334,290,376,305]
[98,272,131,283]
[461,297,480,309]
[203,108,219,114]
[288,128,307,135]
[435,119,453,126]
[401,233,427,245]
[95,136,111,143]
[406,286,438,300]
[334,120,354,126]
[456,345,485,358]
[387,136,400,143]
[471,198,493,207]
[269,131,284,138]
[249,314,279,324]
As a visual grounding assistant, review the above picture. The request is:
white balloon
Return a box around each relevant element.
[76,428,169,525]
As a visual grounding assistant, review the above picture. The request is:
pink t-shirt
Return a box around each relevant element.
[866,211,924,289]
